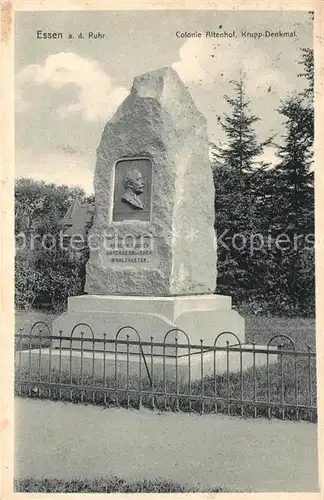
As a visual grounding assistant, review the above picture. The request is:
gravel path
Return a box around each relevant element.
[15,398,318,492]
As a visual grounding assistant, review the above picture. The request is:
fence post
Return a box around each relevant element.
[18,328,23,395]
[163,337,167,410]
[114,334,119,406]
[240,342,243,417]
[201,339,205,414]
[307,344,313,422]
[126,334,130,408]
[80,332,84,403]
[188,340,192,412]
[150,336,155,410]
[138,335,142,409]
[226,340,230,415]
[28,326,32,397]
[59,330,62,399]
[69,330,73,402]
[38,327,42,397]
[175,337,179,411]
[279,343,285,420]
[213,343,217,413]
[267,344,271,419]
[252,341,257,418]
[92,335,96,404]
[103,333,107,405]
[48,329,52,398]
[294,349,298,420]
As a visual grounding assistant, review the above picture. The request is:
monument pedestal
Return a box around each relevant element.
[53,294,245,348]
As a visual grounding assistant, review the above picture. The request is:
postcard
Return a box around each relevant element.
[1,1,322,497]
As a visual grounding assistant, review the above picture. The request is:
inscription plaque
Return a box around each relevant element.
[112,157,152,222]
[101,234,159,269]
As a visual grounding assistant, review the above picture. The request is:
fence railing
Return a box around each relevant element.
[15,322,317,422]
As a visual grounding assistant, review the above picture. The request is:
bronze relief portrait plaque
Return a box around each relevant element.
[112,157,152,222]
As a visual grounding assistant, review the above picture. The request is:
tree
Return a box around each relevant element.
[273,94,314,230]
[15,178,91,310]
[212,76,272,300]
[298,48,314,98]
[211,54,315,316]
[259,48,315,315]
[15,178,85,237]
[212,76,271,177]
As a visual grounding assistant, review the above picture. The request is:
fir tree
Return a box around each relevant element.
[298,48,314,98]
[212,77,271,177]
[212,76,272,299]
[263,48,315,315]
[273,94,314,232]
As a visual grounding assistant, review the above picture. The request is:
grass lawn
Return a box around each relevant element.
[15,308,59,334]
[15,476,223,493]
[15,308,60,349]
[243,314,316,351]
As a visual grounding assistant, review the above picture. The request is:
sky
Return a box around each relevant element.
[15,10,313,194]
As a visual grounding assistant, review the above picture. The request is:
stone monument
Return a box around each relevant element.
[53,67,244,347]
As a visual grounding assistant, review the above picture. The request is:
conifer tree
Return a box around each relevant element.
[273,94,314,231]
[212,75,272,300]
[298,48,314,98]
[213,77,270,177]
[263,48,314,315]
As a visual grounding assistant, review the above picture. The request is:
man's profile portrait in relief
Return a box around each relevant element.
[121,169,145,210]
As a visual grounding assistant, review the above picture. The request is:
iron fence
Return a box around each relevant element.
[15,322,317,422]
